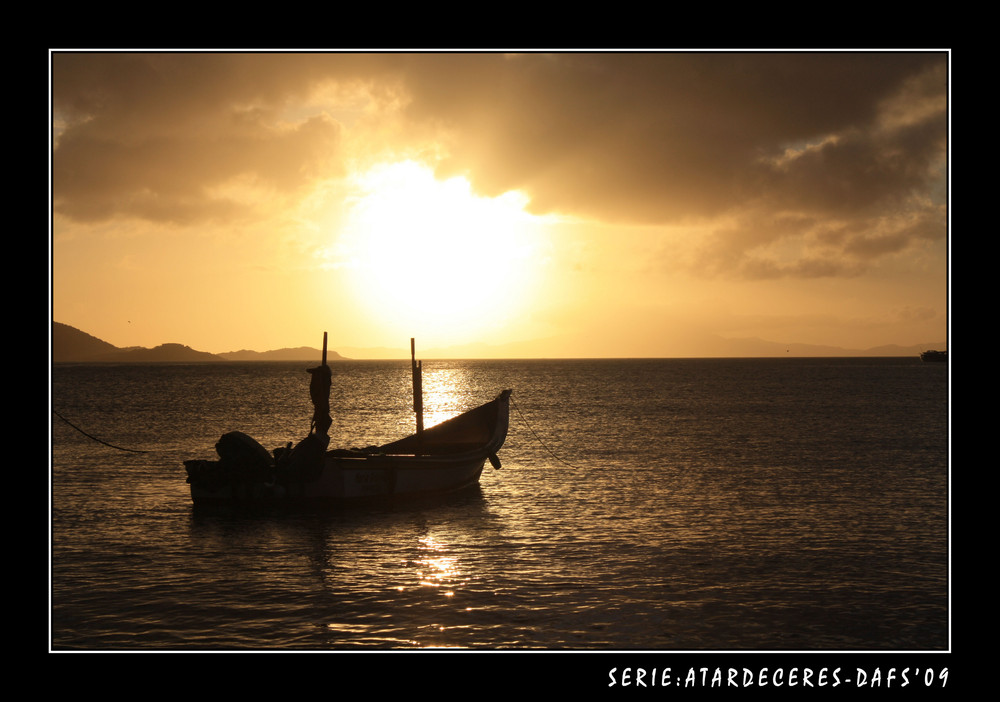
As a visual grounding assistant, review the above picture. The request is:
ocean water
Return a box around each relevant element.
[50,357,949,651]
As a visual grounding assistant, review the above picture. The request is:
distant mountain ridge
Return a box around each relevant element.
[52,322,945,362]
[220,347,345,361]
[52,323,346,363]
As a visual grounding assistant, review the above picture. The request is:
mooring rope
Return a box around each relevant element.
[510,397,584,469]
[52,410,149,454]
[53,396,579,464]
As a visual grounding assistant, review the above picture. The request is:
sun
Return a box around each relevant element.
[339,161,545,346]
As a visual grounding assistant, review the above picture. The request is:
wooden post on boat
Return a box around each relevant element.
[411,338,424,439]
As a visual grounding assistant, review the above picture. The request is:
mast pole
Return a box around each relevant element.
[411,338,424,439]
[308,331,332,437]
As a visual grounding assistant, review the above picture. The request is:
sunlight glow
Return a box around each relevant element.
[339,161,545,345]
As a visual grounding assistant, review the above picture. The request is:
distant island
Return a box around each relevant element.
[51,321,946,362]
[52,323,348,363]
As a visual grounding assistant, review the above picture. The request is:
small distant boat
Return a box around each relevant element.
[920,350,947,363]
[184,336,511,507]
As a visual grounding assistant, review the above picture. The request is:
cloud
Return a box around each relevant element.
[52,51,948,277]
[53,54,351,224]
[408,53,947,222]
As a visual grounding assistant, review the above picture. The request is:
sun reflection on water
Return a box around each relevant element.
[419,366,476,429]
[415,535,462,593]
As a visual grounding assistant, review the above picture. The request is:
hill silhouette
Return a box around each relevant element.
[52,323,120,362]
[52,321,944,361]
[52,323,346,363]
[220,347,347,361]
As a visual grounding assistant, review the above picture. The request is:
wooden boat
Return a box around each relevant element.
[183,336,511,507]
[920,349,947,363]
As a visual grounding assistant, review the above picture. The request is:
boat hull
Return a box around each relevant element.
[189,455,489,506]
[186,390,510,508]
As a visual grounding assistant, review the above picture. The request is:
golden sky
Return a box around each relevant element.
[51,51,949,358]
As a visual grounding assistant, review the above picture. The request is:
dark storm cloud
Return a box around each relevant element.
[52,51,947,258]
